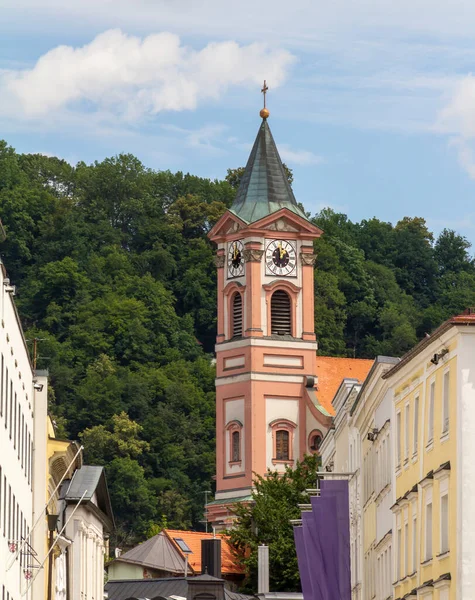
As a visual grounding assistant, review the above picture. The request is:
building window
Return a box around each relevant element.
[232,430,240,462]
[428,381,435,443]
[226,420,243,465]
[442,371,450,434]
[425,501,433,561]
[309,430,323,454]
[413,394,419,455]
[397,528,402,580]
[440,493,449,553]
[412,515,417,573]
[404,404,410,461]
[276,430,289,460]
[232,292,243,338]
[270,290,292,335]
[396,411,402,467]
[404,521,409,576]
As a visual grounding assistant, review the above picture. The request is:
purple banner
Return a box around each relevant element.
[294,479,351,600]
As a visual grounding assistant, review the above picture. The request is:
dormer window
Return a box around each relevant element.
[270,290,291,335]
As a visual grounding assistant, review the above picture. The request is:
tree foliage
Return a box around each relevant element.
[1,140,475,546]
[229,455,320,593]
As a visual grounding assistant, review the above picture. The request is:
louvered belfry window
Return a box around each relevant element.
[232,430,240,462]
[232,293,243,338]
[271,290,292,335]
[276,430,290,461]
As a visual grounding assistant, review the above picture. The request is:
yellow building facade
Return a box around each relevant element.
[384,311,475,600]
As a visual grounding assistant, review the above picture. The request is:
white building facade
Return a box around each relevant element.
[321,357,398,600]
[320,378,363,600]
[0,257,48,600]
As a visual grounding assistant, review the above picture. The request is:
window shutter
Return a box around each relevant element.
[232,293,243,337]
[271,290,291,335]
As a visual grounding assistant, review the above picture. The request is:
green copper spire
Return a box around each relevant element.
[229,118,308,224]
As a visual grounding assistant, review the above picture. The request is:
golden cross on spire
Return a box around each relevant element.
[261,80,269,108]
[260,80,270,119]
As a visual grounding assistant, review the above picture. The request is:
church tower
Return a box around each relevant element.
[206,93,332,529]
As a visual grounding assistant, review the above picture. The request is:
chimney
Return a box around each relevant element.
[188,573,225,600]
[201,538,222,579]
[258,545,269,594]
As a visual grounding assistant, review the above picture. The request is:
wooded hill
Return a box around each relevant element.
[1,140,473,543]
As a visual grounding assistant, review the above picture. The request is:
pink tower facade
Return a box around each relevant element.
[206,117,333,529]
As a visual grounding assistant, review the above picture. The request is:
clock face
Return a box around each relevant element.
[266,240,297,276]
[227,240,244,278]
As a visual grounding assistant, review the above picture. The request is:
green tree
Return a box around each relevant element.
[229,455,320,593]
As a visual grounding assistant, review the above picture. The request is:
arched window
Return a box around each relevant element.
[270,290,291,335]
[309,431,323,454]
[232,292,243,338]
[232,431,240,462]
[275,430,290,461]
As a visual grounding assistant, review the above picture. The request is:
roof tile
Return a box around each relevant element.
[315,356,374,415]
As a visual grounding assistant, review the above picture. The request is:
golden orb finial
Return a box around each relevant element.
[260,80,269,119]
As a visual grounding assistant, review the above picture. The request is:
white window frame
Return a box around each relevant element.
[442,369,450,436]
[396,410,402,468]
[425,487,433,561]
[427,381,435,444]
[404,519,409,576]
[413,394,419,456]
[397,527,402,580]
[404,403,410,462]
[439,477,449,555]
[412,509,417,573]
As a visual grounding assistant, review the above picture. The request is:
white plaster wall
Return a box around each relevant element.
[66,506,105,600]
[457,331,475,598]
[265,398,299,470]
[306,406,327,455]
[375,389,393,546]
[0,264,36,600]
[225,399,245,474]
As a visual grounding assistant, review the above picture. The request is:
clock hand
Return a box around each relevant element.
[279,242,284,259]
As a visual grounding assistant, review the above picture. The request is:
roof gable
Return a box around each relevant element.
[65,465,114,530]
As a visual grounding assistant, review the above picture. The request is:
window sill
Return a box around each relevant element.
[440,432,449,443]
[425,440,434,453]
[421,557,433,566]
[411,452,418,464]
[272,458,294,465]
[228,460,242,467]
[436,550,450,559]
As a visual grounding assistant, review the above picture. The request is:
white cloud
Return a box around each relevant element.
[0,29,295,121]
[437,75,475,178]
[278,144,323,166]
[161,123,228,153]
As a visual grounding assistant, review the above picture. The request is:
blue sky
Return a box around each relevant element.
[2,0,475,244]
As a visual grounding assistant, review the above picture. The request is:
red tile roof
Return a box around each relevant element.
[315,356,374,415]
[163,529,244,575]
